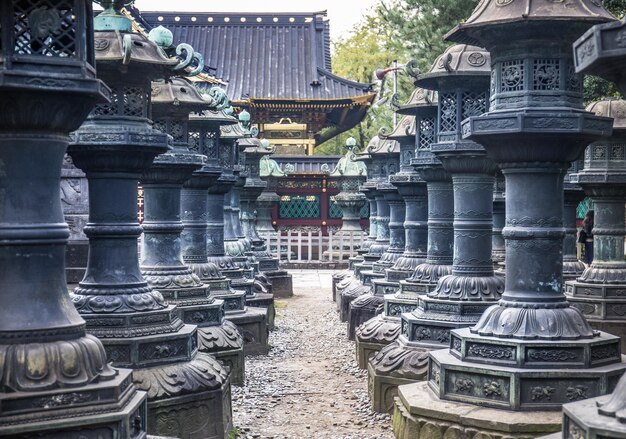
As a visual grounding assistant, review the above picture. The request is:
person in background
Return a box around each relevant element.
[582,210,595,265]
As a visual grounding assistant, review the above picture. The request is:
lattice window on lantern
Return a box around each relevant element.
[329,196,342,219]
[93,87,119,116]
[123,87,147,117]
[279,195,321,219]
[592,144,607,161]
[610,144,625,161]
[462,92,488,119]
[202,130,218,158]
[13,0,78,57]
[533,59,560,91]
[419,117,436,150]
[170,120,187,143]
[439,93,457,134]
[188,131,200,153]
[500,60,524,92]
[152,119,167,134]
[567,64,583,93]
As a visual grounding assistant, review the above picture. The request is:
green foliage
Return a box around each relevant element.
[376,0,479,74]
[315,0,478,155]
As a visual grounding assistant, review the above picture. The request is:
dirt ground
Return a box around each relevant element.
[232,270,393,439]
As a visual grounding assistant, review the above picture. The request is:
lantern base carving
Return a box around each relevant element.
[429,329,626,411]
[392,382,561,439]
[0,370,148,439]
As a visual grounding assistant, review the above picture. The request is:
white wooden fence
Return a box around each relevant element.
[261,230,367,262]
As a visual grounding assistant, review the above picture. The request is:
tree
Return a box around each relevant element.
[376,0,478,74]
[315,13,405,155]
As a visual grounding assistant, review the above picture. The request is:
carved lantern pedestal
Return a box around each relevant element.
[239,125,294,299]
[144,77,244,385]
[356,89,436,370]
[369,44,505,415]
[184,97,268,356]
[393,3,626,439]
[0,1,148,437]
[68,11,231,439]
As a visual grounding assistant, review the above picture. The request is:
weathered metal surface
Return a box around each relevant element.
[144,77,245,384]
[68,9,232,438]
[0,1,149,437]
[424,0,624,412]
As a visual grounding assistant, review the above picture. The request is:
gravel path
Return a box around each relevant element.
[232,269,393,439]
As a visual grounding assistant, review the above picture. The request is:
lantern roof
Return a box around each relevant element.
[415,44,491,90]
[381,116,416,141]
[586,99,626,131]
[151,78,208,115]
[446,0,614,47]
[395,88,438,116]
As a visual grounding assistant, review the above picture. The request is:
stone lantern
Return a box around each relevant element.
[565,100,626,343]
[337,136,398,322]
[0,1,148,437]
[144,76,245,385]
[238,118,294,298]
[184,92,269,356]
[393,3,626,439]
[355,88,437,370]
[67,4,232,439]
[367,44,506,415]
[323,137,368,233]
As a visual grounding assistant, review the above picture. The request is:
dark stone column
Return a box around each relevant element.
[0,2,148,436]
[61,156,90,283]
[144,78,245,385]
[368,45,505,414]
[492,174,506,269]
[68,18,231,439]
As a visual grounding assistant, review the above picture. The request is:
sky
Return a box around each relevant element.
[133,0,380,41]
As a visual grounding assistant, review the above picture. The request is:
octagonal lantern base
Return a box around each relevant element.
[0,371,148,439]
[372,278,400,296]
[562,395,626,439]
[347,292,384,340]
[429,330,626,411]
[392,382,561,439]
[339,282,371,323]
[147,375,232,439]
[225,307,269,356]
[262,269,293,298]
[368,361,417,414]
[360,269,385,286]
[246,292,276,331]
